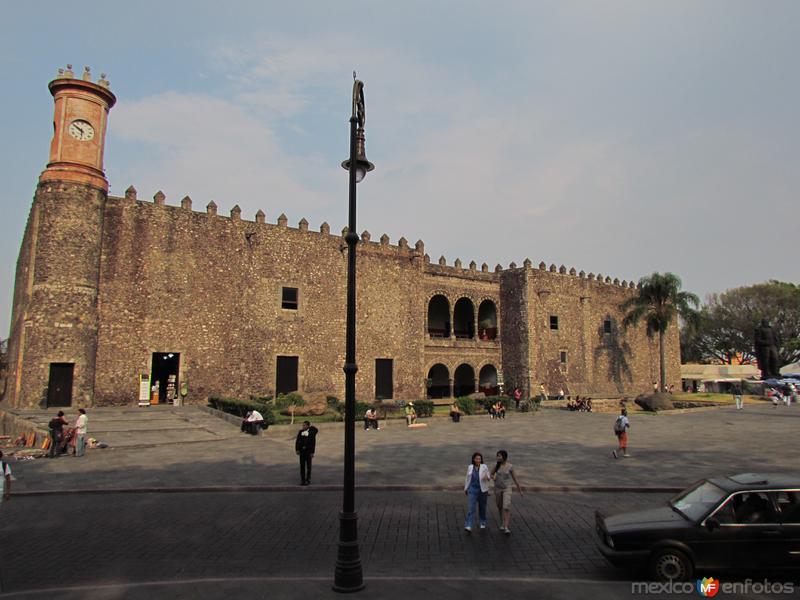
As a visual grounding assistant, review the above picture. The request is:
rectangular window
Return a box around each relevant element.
[276,356,299,395]
[550,315,559,330]
[604,319,612,334]
[560,351,568,364]
[281,287,298,310]
[375,359,394,400]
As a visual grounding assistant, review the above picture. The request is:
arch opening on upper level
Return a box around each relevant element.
[427,295,450,338]
[453,297,475,339]
[478,299,498,340]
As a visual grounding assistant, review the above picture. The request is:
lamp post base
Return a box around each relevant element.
[332,510,364,593]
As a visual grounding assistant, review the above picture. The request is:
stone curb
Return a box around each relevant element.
[11,484,682,497]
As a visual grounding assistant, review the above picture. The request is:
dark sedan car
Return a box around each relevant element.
[596,473,800,581]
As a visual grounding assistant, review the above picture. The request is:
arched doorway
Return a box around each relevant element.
[479,364,499,396]
[427,295,450,338]
[426,364,450,399]
[478,300,498,340]
[453,363,476,398]
[453,298,475,339]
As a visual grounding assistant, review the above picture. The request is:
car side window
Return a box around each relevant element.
[733,492,778,525]
[776,491,800,524]
[713,497,737,525]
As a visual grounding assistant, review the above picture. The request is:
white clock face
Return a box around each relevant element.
[68,120,95,141]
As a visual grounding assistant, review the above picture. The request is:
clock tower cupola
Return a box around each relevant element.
[40,65,116,191]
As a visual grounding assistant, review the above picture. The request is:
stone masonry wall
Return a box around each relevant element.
[4,182,104,407]
[92,193,427,406]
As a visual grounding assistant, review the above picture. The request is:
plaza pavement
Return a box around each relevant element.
[1,401,798,599]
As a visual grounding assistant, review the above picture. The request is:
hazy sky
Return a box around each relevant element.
[1,1,798,335]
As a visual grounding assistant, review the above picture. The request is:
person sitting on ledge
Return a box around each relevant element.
[405,402,417,426]
[364,407,380,430]
[241,409,264,435]
[450,402,462,423]
[491,400,506,419]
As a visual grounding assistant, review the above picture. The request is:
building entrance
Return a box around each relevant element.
[151,352,180,404]
[46,363,74,407]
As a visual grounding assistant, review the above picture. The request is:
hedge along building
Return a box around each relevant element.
[4,69,680,409]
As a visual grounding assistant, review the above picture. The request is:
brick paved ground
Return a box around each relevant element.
[2,402,799,599]
[0,490,658,592]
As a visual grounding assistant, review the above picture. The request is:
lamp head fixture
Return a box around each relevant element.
[341,78,375,183]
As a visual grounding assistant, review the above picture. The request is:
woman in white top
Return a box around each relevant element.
[463,452,491,532]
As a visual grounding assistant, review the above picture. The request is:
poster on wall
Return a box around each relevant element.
[138,373,151,406]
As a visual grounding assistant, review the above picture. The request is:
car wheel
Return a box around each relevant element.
[648,548,693,582]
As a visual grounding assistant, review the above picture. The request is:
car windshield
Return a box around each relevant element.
[670,481,728,521]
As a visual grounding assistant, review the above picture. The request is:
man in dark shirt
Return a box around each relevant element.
[295,421,318,486]
[48,411,68,458]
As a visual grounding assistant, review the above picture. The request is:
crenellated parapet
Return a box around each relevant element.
[109,187,643,288]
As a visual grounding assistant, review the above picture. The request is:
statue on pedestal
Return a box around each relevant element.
[754,319,780,379]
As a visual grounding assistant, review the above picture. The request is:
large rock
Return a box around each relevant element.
[634,393,674,412]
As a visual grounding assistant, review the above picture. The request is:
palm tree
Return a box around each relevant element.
[621,272,699,393]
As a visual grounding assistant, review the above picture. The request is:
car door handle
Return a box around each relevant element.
[762,529,782,536]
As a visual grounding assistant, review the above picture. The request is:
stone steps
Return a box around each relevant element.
[1,406,241,448]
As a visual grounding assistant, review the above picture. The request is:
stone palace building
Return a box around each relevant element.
[3,67,680,409]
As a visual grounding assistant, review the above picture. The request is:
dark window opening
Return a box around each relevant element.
[560,351,568,364]
[276,356,299,395]
[550,315,559,330]
[604,319,612,334]
[453,363,476,397]
[375,359,393,400]
[151,352,180,404]
[47,363,74,408]
[282,287,299,310]
[427,295,451,338]
[454,298,475,339]
[426,364,450,399]
[478,300,498,340]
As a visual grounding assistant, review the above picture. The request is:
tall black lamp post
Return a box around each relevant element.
[333,76,374,593]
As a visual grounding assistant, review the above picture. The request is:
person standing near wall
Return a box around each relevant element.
[73,409,88,457]
[733,384,743,410]
[295,421,318,486]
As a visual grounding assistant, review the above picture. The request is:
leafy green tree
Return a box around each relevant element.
[621,273,699,392]
[681,281,800,366]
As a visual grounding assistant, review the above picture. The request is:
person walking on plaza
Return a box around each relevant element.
[513,387,521,410]
[491,449,523,535]
[295,421,318,486]
[47,411,68,458]
[463,452,491,533]
[73,409,88,457]
[0,450,11,506]
[612,408,630,458]
[732,383,743,410]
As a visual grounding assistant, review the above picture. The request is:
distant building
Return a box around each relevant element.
[3,68,680,409]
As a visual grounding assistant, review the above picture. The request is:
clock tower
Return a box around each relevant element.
[40,65,116,190]
[5,65,116,408]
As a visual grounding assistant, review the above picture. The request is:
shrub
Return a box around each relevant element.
[412,400,434,418]
[326,395,340,408]
[334,400,372,421]
[455,397,477,415]
[208,396,276,424]
[274,392,306,410]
